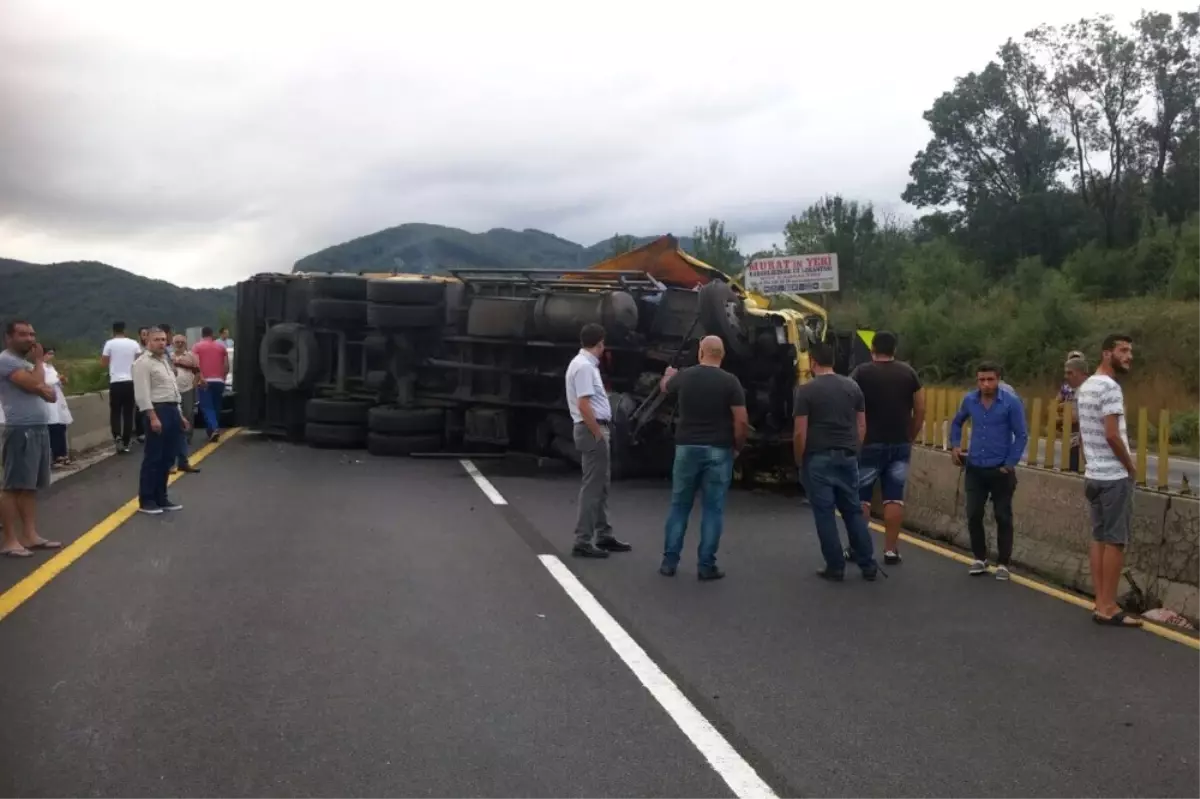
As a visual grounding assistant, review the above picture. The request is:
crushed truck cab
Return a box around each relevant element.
[234,235,867,482]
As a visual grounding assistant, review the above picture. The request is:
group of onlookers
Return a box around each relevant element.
[0,320,231,557]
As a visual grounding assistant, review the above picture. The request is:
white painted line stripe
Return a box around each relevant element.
[460,459,507,505]
[537,554,777,799]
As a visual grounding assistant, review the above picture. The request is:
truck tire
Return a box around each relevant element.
[311,274,368,301]
[368,406,445,435]
[367,279,447,305]
[551,435,581,466]
[306,398,372,425]
[308,298,368,326]
[259,323,322,392]
[367,432,443,457]
[698,281,751,359]
[305,422,367,448]
[367,303,444,329]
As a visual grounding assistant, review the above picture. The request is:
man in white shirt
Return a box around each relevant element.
[101,321,142,453]
[1076,333,1140,628]
[565,323,630,558]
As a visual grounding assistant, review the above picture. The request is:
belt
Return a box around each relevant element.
[577,419,611,426]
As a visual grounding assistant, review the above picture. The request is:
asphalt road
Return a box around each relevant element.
[0,436,1196,798]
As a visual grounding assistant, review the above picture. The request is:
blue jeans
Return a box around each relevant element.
[662,445,734,570]
[804,450,876,573]
[140,403,180,508]
[198,380,225,434]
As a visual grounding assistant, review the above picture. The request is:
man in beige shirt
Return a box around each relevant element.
[132,328,188,514]
[170,333,202,475]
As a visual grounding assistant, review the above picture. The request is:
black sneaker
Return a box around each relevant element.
[698,566,725,581]
[862,567,879,582]
[138,505,163,515]
[659,562,677,577]
[158,502,183,512]
[883,550,902,566]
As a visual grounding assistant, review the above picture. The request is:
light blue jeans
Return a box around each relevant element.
[662,445,734,570]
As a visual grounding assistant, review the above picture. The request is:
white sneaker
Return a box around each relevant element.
[969,559,988,576]
[995,565,1010,581]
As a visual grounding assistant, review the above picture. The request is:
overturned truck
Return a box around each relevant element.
[235,235,870,482]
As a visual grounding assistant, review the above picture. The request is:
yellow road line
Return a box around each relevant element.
[865,520,1200,651]
[0,428,242,624]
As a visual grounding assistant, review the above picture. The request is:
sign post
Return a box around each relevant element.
[743,253,839,296]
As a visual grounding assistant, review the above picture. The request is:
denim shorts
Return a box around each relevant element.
[1084,477,1133,546]
[858,442,911,504]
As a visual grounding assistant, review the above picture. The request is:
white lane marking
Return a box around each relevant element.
[538,554,777,799]
[460,459,507,505]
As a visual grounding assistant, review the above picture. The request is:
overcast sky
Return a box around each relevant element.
[1,0,1143,288]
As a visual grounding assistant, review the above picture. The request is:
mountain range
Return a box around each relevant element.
[1,225,695,346]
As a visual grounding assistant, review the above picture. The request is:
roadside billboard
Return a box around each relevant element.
[744,253,839,295]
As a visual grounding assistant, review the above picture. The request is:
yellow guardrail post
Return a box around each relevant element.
[1157,409,1170,491]
[1062,401,1076,473]
[933,389,945,449]
[1045,399,1058,470]
[1027,398,1042,466]
[1136,407,1149,487]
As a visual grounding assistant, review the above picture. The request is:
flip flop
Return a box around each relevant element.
[1092,611,1143,628]
[1,548,33,559]
[27,540,63,551]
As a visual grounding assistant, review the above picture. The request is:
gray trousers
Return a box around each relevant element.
[573,424,613,546]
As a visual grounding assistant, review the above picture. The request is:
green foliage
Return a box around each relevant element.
[608,234,637,257]
[0,258,234,347]
[691,219,742,275]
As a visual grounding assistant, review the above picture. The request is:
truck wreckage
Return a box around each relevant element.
[234,235,871,482]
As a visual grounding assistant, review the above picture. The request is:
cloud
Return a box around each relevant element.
[0,0,1141,287]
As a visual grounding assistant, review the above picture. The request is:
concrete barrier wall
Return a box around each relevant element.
[65,390,113,453]
[902,446,1200,621]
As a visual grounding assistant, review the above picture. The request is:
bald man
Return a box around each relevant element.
[657,336,748,580]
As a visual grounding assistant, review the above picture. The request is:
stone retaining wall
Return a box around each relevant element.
[901,446,1199,621]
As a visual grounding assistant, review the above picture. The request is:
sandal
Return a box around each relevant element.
[1,548,33,559]
[1092,611,1143,628]
[27,540,63,551]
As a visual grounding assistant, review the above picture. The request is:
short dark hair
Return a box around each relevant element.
[201,326,214,338]
[871,331,897,357]
[1102,333,1132,351]
[138,326,149,333]
[112,321,126,334]
[4,319,30,337]
[579,323,605,349]
[976,360,1001,376]
[159,323,173,336]
[809,340,835,367]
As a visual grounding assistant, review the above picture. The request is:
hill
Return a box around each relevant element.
[292,223,698,274]
[0,258,235,347]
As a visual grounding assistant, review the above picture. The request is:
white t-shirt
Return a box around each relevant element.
[102,337,142,382]
[1077,374,1129,481]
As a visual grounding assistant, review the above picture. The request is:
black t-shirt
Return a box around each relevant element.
[793,374,864,454]
[665,365,746,448]
[850,360,922,445]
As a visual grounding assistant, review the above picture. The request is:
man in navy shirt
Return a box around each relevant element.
[949,361,1028,580]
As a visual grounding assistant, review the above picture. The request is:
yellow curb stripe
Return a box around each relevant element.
[0,428,242,624]
[865,520,1200,651]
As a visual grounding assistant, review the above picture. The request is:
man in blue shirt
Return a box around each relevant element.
[950,361,1029,580]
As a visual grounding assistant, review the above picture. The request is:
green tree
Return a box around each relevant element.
[691,218,742,276]
[608,234,636,257]
[783,195,879,291]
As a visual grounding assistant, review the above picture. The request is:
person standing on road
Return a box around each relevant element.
[1077,334,1142,628]
[1058,352,1087,473]
[101,321,142,454]
[565,323,630,559]
[132,328,187,515]
[0,320,62,558]
[949,362,1029,580]
[170,333,201,475]
[850,330,925,566]
[134,326,151,442]
[193,326,229,443]
[218,327,234,349]
[794,341,878,582]
[42,347,74,468]
[657,335,748,581]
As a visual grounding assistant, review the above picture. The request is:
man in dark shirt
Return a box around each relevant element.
[850,331,925,565]
[657,335,748,581]
[794,341,878,581]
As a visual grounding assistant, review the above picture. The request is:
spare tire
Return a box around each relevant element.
[367,303,444,330]
[311,274,368,301]
[367,279,447,305]
[305,422,367,448]
[368,406,445,435]
[308,298,369,326]
[367,432,444,457]
[306,398,372,425]
[259,323,322,392]
[698,281,751,358]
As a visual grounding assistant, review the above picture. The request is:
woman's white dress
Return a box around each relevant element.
[43,364,74,426]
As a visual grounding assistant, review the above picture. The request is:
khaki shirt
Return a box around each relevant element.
[172,350,200,394]
[133,351,181,412]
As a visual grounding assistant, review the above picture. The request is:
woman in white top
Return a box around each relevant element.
[43,348,74,467]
